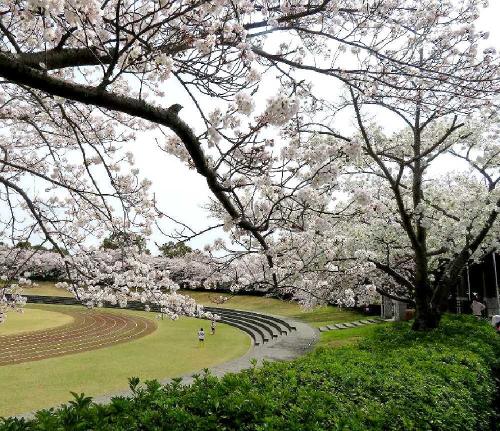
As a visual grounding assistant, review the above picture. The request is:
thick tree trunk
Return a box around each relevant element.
[412,272,455,330]
[412,302,442,330]
[411,256,443,330]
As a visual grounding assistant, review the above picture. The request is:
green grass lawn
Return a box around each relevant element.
[21,281,74,297]
[317,324,387,349]
[0,304,250,417]
[0,307,73,336]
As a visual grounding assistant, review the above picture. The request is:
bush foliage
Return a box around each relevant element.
[1,315,498,430]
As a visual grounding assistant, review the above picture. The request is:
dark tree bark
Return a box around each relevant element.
[412,281,442,330]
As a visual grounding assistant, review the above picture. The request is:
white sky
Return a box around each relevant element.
[129,2,500,253]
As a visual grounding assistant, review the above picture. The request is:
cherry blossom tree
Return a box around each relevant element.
[0,274,28,324]
[55,246,208,319]
[292,83,499,329]
[328,126,499,329]
[200,0,500,329]
[255,0,500,329]
[0,0,487,257]
[0,0,315,299]
[0,84,156,319]
[0,244,62,277]
[0,243,219,320]
[207,115,498,329]
[0,244,54,322]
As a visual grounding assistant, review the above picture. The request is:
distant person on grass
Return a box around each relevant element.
[491,315,500,334]
[471,298,486,319]
[211,319,216,335]
[198,328,205,347]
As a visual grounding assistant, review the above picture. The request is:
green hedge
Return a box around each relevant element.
[1,315,499,431]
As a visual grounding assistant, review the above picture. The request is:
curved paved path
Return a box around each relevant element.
[0,309,156,366]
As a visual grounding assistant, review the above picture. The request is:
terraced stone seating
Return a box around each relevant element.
[24,295,80,306]
[318,317,383,333]
[24,295,157,311]
[204,307,296,347]
[23,296,297,348]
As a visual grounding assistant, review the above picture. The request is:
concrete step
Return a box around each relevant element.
[219,313,278,339]
[216,319,260,346]
[219,316,268,345]
[215,309,288,335]
[205,307,296,332]
[207,308,287,337]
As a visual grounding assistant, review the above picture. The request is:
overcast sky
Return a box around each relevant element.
[129,2,500,253]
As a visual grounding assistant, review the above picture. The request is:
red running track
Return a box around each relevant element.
[0,308,157,366]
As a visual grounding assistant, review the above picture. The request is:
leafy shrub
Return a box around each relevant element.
[1,315,498,430]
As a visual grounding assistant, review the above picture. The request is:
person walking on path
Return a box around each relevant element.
[471,298,486,319]
[198,328,205,347]
[210,319,216,335]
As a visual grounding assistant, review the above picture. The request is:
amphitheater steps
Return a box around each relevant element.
[203,307,297,346]
[205,307,296,332]
[205,308,287,336]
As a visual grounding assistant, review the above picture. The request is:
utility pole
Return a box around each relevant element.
[493,253,499,315]
[466,264,471,300]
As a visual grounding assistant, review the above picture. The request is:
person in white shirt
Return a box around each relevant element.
[198,328,205,346]
[471,299,486,319]
[210,319,216,335]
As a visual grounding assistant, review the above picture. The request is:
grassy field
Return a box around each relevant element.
[0,304,250,417]
[0,307,73,336]
[316,324,387,349]
[21,281,73,297]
